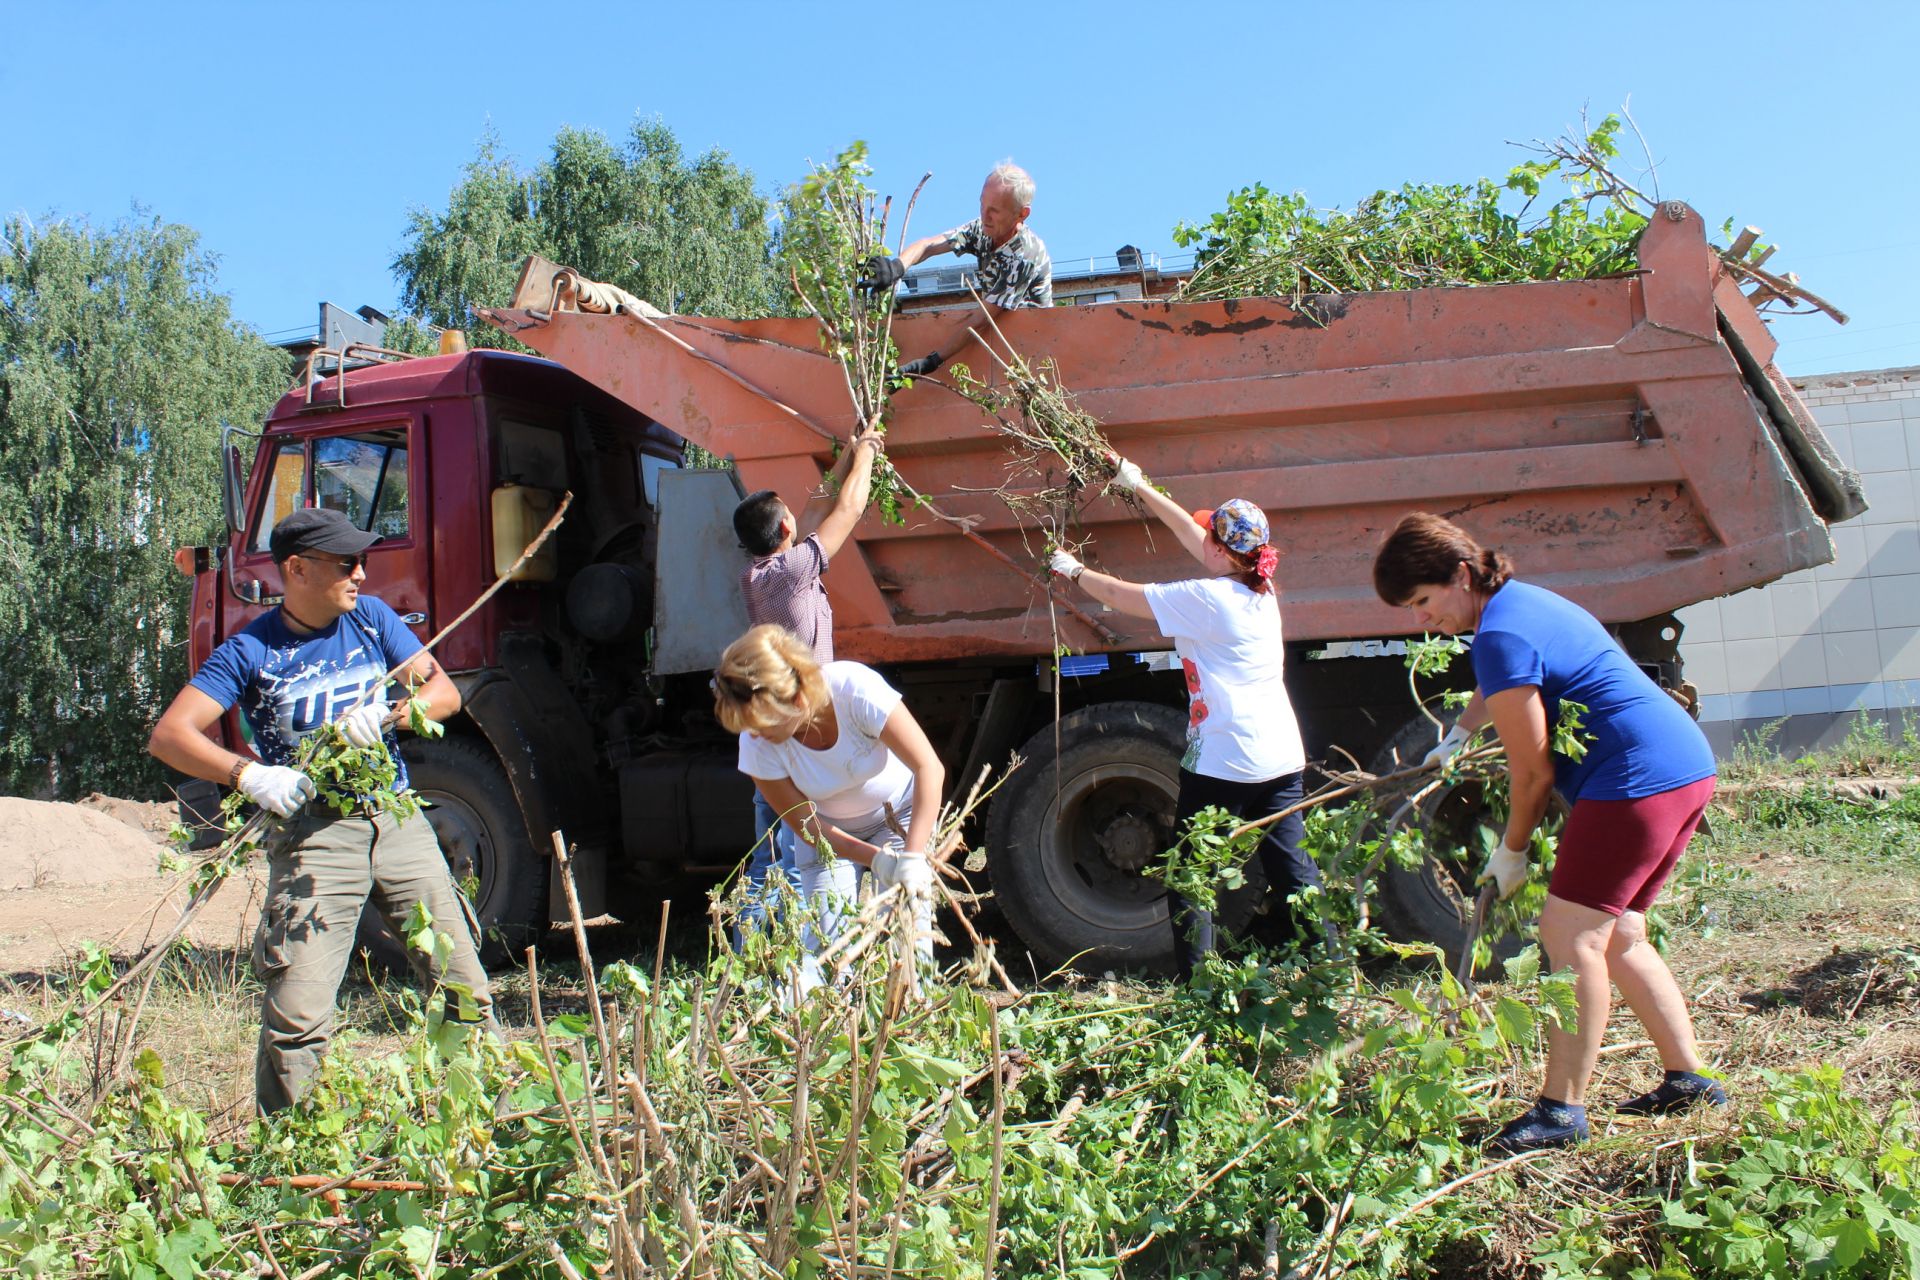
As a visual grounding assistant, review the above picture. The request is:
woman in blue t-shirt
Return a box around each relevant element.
[1373,513,1724,1153]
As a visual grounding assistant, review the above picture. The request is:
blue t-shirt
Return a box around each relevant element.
[190,597,424,790]
[1471,581,1715,803]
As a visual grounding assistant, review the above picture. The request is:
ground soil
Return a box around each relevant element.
[0,796,264,979]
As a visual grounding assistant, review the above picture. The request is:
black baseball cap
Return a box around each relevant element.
[268,507,383,563]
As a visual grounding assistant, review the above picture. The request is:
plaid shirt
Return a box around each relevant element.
[942,219,1053,309]
[741,533,833,662]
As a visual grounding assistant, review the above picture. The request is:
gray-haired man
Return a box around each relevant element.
[862,161,1053,380]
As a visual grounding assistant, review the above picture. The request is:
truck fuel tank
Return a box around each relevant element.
[618,751,755,873]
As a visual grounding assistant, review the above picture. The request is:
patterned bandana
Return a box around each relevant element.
[1206,499,1270,557]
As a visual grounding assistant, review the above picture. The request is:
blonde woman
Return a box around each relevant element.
[712,625,944,978]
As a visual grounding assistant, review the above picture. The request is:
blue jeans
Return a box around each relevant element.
[738,793,794,939]
[788,805,913,987]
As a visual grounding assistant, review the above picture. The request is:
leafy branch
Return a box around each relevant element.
[778,142,929,524]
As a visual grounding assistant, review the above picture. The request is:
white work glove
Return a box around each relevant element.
[1423,723,1471,770]
[870,848,934,897]
[1048,548,1086,580]
[1477,842,1530,901]
[238,762,317,819]
[1108,455,1146,494]
[336,700,392,749]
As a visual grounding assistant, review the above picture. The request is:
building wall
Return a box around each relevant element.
[1675,366,1920,756]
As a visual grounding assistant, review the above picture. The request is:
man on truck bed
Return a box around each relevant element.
[148,507,491,1115]
[861,161,1053,380]
[731,419,887,923]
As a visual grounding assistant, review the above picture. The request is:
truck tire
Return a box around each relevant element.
[1367,715,1534,975]
[356,735,547,971]
[987,702,1261,975]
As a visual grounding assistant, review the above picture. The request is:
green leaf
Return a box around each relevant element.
[1502,944,1542,985]
[1538,970,1580,1034]
[398,1223,438,1267]
[133,1047,165,1088]
[154,1220,219,1280]
[1493,995,1535,1045]
[1830,1217,1875,1268]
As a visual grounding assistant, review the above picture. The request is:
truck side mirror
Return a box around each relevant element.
[220,423,256,537]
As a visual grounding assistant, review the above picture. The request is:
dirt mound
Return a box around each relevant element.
[77,793,176,842]
[0,797,167,890]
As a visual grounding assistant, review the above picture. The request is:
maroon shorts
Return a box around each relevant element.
[1549,776,1716,916]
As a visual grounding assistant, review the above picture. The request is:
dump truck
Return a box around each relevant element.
[177,201,1861,971]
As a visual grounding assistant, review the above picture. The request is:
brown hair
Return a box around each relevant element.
[711,625,831,737]
[1371,513,1514,606]
[1215,537,1277,596]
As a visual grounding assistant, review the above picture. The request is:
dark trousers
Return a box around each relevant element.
[1171,768,1321,976]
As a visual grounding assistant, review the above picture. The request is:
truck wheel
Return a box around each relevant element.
[988,702,1255,975]
[1368,715,1534,975]
[356,735,547,971]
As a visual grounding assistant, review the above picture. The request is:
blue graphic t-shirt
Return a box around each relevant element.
[190,597,424,790]
[1471,581,1716,803]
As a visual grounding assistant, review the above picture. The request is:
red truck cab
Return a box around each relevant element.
[183,346,700,960]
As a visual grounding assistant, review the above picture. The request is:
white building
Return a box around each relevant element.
[1676,365,1920,756]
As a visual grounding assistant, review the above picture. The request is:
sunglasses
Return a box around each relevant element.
[298,553,366,575]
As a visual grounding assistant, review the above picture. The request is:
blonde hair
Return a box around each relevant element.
[712,625,830,737]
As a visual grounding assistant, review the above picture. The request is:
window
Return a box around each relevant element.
[640,453,677,505]
[251,443,307,552]
[315,430,410,539]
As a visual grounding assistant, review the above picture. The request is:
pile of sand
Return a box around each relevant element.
[77,793,177,841]
[0,796,167,890]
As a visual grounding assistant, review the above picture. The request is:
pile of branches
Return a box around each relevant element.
[1173,114,1651,308]
[0,752,1580,1279]
[946,303,1138,538]
[1171,111,1832,322]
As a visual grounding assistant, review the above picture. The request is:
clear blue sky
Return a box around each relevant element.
[6,1,1915,375]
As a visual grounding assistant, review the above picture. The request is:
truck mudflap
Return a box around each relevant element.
[456,667,608,921]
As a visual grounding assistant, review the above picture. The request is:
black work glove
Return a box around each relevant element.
[859,254,909,293]
[898,350,946,379]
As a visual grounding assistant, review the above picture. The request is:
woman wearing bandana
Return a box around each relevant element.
[1050,456,1317,976]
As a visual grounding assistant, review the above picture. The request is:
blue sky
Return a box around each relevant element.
[5,1,1915,375]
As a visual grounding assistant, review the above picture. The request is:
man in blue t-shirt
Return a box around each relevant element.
[148,507,492,1115]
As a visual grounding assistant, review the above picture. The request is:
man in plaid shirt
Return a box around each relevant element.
[861,161,1051,384]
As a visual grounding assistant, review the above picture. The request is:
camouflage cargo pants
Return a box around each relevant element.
[252,807,493,1115]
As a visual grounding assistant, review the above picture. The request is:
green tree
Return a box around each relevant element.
[0,214,288,798]
[393,118,778,347]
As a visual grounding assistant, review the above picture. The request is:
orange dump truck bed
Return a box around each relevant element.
[480,202,1859,665]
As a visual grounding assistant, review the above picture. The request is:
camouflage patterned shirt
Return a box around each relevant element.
[941,219,1053,309]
